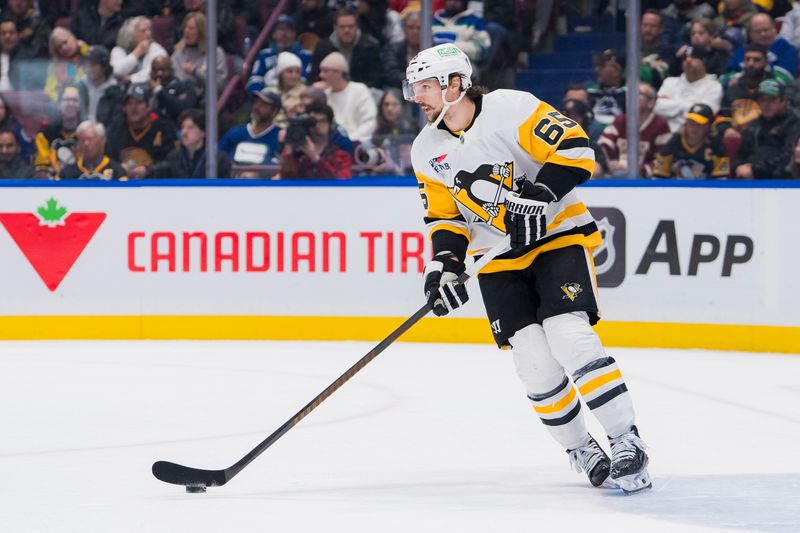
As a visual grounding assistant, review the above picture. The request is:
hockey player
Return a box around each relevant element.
[405,44,651,493]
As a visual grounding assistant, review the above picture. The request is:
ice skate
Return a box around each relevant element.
[567,434,613,488]
[609,425,651,494]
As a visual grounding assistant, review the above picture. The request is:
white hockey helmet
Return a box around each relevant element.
[402,43,473,101]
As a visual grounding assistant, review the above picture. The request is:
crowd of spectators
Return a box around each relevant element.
[579,0,800,179]
[1,0,800,180]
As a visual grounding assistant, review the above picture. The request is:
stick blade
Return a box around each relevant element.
[152,460,228,488]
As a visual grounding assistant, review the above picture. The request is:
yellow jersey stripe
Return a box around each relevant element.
[480,231,602,274]
[547,202,590,232]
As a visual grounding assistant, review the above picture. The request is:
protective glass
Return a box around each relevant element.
[402,78,442,101]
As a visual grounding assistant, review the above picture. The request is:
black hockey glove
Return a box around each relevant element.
[423,251,469,317]
[503,182,555,250]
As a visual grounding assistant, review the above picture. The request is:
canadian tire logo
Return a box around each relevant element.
[0,198,106,291]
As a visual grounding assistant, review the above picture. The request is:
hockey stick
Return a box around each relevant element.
[152,236,511,491]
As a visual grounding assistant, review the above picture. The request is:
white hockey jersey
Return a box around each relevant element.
[411,89,602,274]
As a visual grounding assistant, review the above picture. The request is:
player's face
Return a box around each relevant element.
[409,78,442,122]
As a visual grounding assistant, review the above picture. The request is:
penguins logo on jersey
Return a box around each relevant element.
[451,162,514,231]
[561,282,583,301]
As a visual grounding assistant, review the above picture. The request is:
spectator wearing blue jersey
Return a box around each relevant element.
[727,13,797,79]
[218,88,283,165]
[431,0,491,68]
[246,14,312,94]
[588,49,627,125]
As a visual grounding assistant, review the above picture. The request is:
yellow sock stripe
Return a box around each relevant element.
[532,386,577,415]
[578,368,622,397]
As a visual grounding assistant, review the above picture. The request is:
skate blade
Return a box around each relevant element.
[598,478,619,489]
[615,470,652,494]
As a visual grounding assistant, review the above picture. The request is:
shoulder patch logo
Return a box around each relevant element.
[429,153,451,173]
[561,282,582,301]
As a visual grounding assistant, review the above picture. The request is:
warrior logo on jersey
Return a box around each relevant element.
[429,154,451,173]
[451,162,513,231]
[561,282,583,301]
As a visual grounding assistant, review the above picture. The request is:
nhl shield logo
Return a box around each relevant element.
[593,216,616,275]
[589,207,626,288]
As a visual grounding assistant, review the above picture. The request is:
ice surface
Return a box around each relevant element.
[1,340,798,533]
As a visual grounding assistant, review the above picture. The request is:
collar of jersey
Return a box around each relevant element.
[437,94,483,138]
[77,155,110,174]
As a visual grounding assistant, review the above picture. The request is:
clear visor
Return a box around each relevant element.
[402,77,443,101]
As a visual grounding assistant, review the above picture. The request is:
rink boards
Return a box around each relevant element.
[0,179,798,353]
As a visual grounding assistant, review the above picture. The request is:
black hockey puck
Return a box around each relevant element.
[185,484,207,493]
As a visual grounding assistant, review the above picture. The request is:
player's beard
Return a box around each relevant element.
[423,103,444,125]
